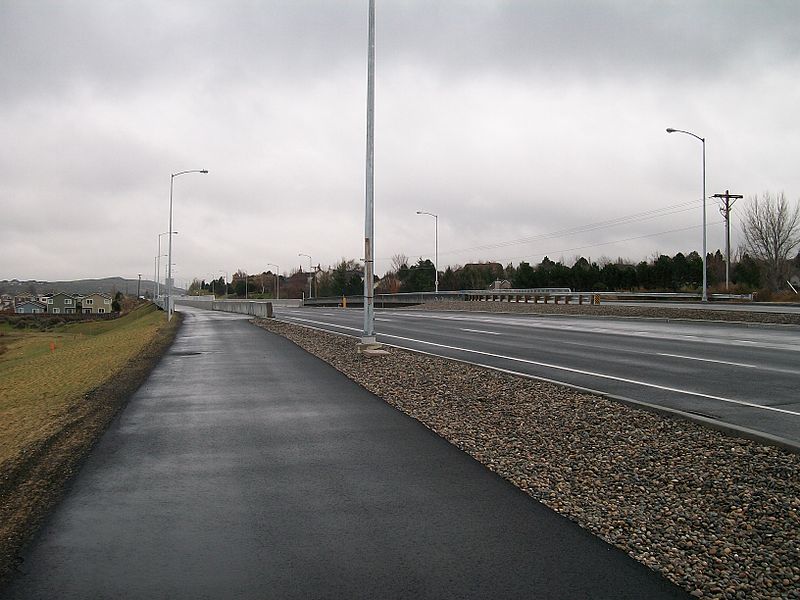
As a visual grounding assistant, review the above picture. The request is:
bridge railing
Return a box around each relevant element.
[302,289,754,307]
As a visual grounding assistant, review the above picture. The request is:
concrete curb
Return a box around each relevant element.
[266,317,800,456]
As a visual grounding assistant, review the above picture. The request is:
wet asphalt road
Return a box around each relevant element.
[4,307,687,599]
[275,307,800,445]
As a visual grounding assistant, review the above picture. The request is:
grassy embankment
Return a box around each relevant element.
[0,303,180,584]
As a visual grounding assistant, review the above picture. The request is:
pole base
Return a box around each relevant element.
[357,339,388,356]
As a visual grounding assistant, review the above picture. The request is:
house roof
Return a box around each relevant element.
[16,300,46,308]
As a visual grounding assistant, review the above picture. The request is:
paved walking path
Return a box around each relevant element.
[4,307,688,599]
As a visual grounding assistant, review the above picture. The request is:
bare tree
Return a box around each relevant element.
[391,253,409,273]
[740,191,800,290]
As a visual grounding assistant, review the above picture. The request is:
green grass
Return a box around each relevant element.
[0,304,167,465]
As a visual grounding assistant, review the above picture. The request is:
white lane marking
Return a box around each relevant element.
[282,316,800,418]
[460,328,502,336]
[657,353,757,368]
[375,318,393,322]
[372,311,800,350]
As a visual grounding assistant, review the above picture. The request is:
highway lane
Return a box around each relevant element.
[274,307,800,445]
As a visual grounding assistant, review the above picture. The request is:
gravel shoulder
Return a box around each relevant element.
[0,312,182,588]
[254,317,800,600]
[410,300,800,326]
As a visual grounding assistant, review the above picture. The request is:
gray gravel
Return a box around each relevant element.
[254,318,800,600]
[412,300,800,326]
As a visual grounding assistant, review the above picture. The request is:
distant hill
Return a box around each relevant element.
[0,277,186,296]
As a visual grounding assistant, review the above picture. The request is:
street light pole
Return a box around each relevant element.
[267,263,280,299]
[137,274,141,298]
[157,231,177,300]
[666,128,707,302]
[416,211,439,293]
[167,169,208,320]
[362,0,376,345]
[299,253,312,298]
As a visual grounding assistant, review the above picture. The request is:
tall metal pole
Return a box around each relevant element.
[299,253,312,298]
[416,210,439,293]
[153,256,158,298]
[362,0,376,344]
[267,263,280,299]
[701,138,707,302]
[168,175,174,318]
[137,274,141,298]
[666,128,707,302]
[157,237,162,298]
[167,170,207,321]
[156,232,175,299]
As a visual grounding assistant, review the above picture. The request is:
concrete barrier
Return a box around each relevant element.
[213,300,273,318]
[176,299,273,318]
[270,299,304,308]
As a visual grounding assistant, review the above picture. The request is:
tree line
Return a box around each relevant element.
[380,251,779,294]
[187,192,799,298]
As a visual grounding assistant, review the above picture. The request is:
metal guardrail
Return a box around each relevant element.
[594,291,754,301]
[302,289,754,307]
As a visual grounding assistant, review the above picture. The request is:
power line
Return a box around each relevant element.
[442,202,701,256]
[377,199,703,263]
[486,220,726,264]
[394,220,724,271]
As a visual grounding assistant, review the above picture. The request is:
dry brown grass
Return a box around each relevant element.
[0,304,165,467]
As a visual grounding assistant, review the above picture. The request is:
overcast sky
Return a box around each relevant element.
[2,0,799,285]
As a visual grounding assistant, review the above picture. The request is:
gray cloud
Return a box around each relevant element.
[2,1,799,282]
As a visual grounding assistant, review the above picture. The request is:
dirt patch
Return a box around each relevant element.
[0,313,182,588]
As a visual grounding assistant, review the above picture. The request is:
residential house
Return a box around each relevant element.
[79,292,113,314]
[16,300,46,314]
[0,294,14,312]
[46,292,77,314]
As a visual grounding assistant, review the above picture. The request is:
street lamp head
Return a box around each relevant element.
[416,211,422,214]
[666,128,676,133]
[200,170,209,174]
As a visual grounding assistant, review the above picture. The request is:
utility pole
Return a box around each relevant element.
[137,273,141,298]
[712,190,743,290]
